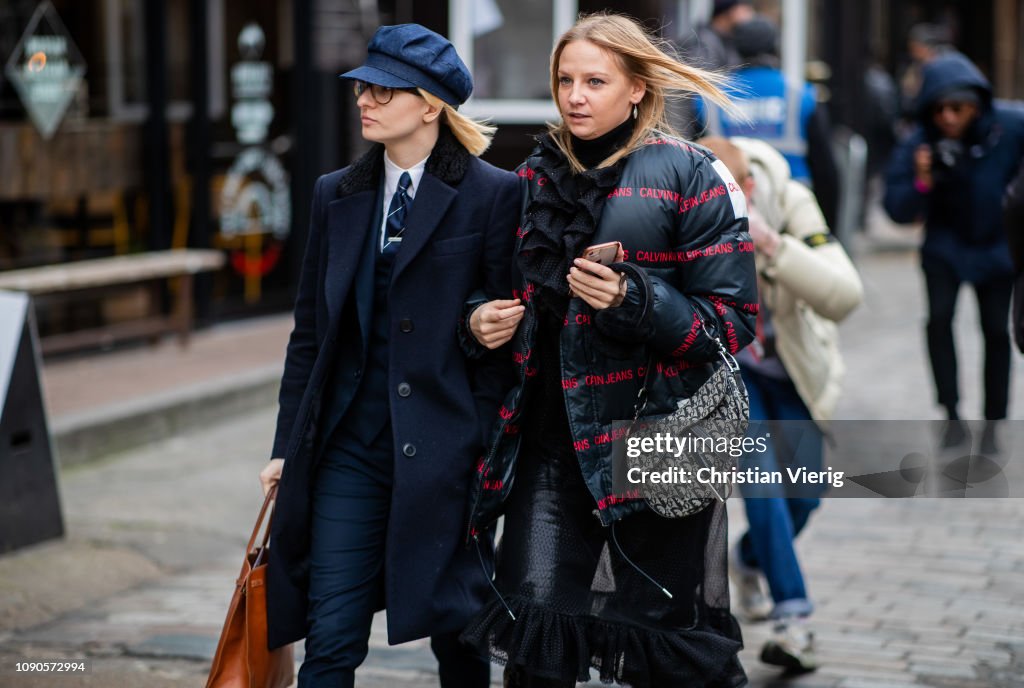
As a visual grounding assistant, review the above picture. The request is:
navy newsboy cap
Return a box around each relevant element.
[340,24,472,106]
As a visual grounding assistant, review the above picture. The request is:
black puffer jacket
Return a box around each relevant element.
[466,133,758,537]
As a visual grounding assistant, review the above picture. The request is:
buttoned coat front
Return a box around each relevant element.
[265,130,520,649]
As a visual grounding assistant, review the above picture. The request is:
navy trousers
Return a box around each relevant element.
[298,425,490,688]
[922,256,1013,420]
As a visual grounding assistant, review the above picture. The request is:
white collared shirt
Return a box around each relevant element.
[380,152,428,251]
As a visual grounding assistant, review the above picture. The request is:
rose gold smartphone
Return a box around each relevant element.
[581,241,622,266]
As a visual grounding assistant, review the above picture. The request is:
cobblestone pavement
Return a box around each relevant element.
[2,246,1023,687]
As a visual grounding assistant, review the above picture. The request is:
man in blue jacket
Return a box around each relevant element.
[885,53,1024,452]
[694,16,840,231]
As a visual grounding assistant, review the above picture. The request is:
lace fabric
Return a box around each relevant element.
[461,594,746,686]
[461,435,747,687]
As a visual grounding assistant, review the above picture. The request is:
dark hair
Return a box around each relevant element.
[908,23,951,49]
[712,0,751,19]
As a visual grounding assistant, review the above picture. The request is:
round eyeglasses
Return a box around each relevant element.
[353,80,419,105]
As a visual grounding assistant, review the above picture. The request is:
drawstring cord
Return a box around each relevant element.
[472,526,670,615]
[610,522,673,599]
[473,534,517,621]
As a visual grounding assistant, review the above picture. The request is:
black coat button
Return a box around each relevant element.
[353,368,362,379]
[397,382,411,397]
[399,318,414,333]
[402,443,416,457]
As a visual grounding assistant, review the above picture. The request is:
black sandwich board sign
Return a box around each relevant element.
[0,290,64,553]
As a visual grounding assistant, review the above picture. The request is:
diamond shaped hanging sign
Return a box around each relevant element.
[4,1,87,140]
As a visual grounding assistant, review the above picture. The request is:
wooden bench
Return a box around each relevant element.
[0,249,225,355]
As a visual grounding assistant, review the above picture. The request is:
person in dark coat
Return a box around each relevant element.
[678,0,754,71]
[257,24,520,687]
[460,13,757,688]
[884,52,1024,452]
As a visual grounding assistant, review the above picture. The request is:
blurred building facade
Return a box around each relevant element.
[0,0,1021,330]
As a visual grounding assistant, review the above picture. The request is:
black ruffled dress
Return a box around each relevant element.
[461,124,747,687]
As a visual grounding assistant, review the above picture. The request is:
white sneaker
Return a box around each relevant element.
[760,618,817,673]
[728,543,772,621]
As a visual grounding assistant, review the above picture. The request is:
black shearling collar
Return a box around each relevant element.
[336,125,470,198]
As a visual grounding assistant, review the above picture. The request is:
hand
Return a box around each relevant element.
[747,205,781,258]
[470,298,525,349]
[568,258,627,310]
[260,458,284,497]
[914,144,933,190]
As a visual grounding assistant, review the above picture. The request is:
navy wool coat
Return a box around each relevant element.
[266,128,520,649]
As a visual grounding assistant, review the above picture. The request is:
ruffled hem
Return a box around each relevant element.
[459,596,747,688]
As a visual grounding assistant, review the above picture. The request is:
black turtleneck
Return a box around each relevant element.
[570,116,635,169]
[522,116,635,454]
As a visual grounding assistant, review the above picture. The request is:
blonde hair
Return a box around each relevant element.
[549,12,736,173]
[418,89,496,156]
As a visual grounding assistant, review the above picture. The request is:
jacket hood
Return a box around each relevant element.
[915,52,992,120]
[731,136,790,229]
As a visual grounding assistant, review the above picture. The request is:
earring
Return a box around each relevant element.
[632,104,638,119]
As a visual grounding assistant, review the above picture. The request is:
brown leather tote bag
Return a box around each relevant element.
[206,486,294,688]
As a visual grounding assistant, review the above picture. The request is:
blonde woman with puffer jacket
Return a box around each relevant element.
[702,135,863,675]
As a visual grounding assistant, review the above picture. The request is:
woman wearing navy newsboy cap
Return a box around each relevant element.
[257,24,520,687]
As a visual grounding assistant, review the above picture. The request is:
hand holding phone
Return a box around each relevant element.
[569,241,627,310]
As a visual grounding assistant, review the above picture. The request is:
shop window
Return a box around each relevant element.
[449,0,577,123]
[102,0,225,122]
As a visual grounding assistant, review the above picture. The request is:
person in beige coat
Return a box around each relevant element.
[702,136,863,674]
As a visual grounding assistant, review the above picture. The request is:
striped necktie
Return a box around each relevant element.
[383,171,412,256]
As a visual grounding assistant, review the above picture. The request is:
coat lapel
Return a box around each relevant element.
[324,190,375,324]
[325,128,469,290]
[391,173,457,281]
